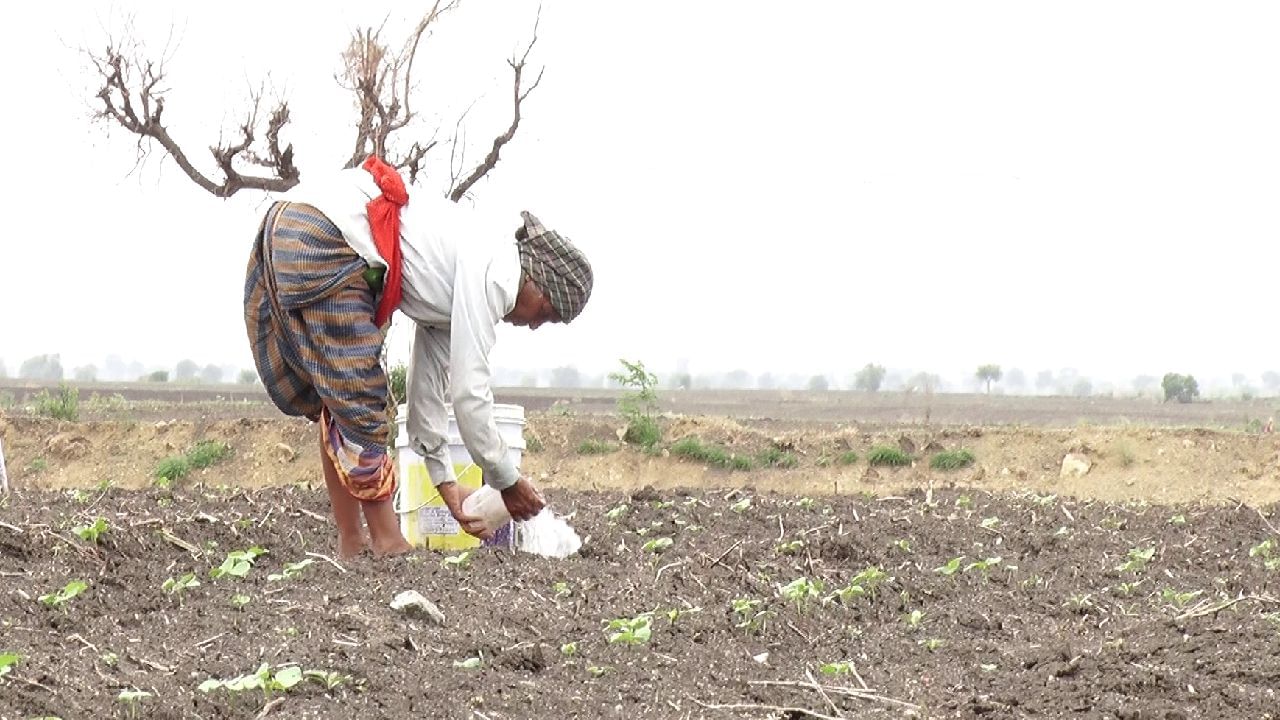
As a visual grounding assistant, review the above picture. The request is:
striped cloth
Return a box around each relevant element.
[243,201,397,502]
[516,211,593,323]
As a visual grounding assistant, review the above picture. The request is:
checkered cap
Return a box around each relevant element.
[516,211,593,323]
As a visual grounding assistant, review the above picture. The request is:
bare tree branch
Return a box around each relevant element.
[87,32,299,198]
[448,7,544,203]
[339,1,460,172]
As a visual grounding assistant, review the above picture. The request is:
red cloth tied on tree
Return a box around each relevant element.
[362,155,410,328]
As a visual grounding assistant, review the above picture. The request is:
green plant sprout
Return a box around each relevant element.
[867,446,912,467]
[1168,514,1187,526]
[553,581,572,598]
[730,497,753,513]
[955,495,973,510]
[210,547,268,579]
[605,503,629,521]
[303,670,350,690]
[979,517,1000,530]
[820,661,853,675]
[893,539,913,554]
[269,559,316,582]
[117,689,152,718]
[964,556,1002,574]
[836,451,859,466]
[930,449,975,470]
[731,598,774,634]
[795,497,816,509]
[101,652,119,667]
[665,606,701,624]
[1065,593,1094,613]
[39,580,88,608]
[198,663,303,696]
[441,551,473,569]
[1031,493,1058,507]
[642,537,673,553]
[1116,547,1156,573]
[1160,588,1203,609]
[0,652,19,679]
[231,594,252,609]
[162,573,201,596]
[610,359,661,448]
[1112,580,1145,598]
[779,577,824,612]
[587,666,613,677]
[1249,539,1280,570]
[904,610,925,629]
[935,557,964,577]
[453,657,482,669]
[560,642,577,656]
[919,638,946,652]
[605,614,653,645]
[72,517,110,543]
[776,540,805,555]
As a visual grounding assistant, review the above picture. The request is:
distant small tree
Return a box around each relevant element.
[725,369,752,389]
[550,366,581,388]
[20,354,64,381]
[146,370,169,382]
[756,372,776,390]
[808,375,829,392]
[668,373,692,390]
[1161,373,1199,404]
[976,364,1002,394]
[907,372,940,393]
[73,365,98,382]
[854,363,886,393]
[175,359,199,382]
[1262,370,1280,395]
[1072,378,1093,397]
[237,369,259,385]
[1004,368,1026,392]
[199,364,224,384]
[1035,370,1055,395]
[1231,372,1247,389]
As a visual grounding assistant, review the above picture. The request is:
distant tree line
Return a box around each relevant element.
[3,354,259,385]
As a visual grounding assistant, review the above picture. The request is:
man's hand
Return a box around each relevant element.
[501,476,545,521]
[437,482,493,540]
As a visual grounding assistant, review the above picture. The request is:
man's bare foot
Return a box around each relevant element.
[372,537,413,557]
[338,535,369,560]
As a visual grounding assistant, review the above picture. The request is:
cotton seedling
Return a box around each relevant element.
[979,516,1000,530]
[101,652,119,667]
[795,497,816,510]
[268,559,315,582]
[904,610,925,630]
[828,565,890,604]
[1248,539,1280,571]
[199,663,303,697]
[303,670,350,690]
[560,642,578,656]
[918,638,946,652]
[964,556,1002,575]
[441,551,472,569]
[732,597,762,616]
[0,652,18,679]
[117,689,152,718]
[161,573,200,600]
[553,581,572,599]
[605,613,653,645]
[665,606,701,625]
[775,540,805,555]
[230,594,251,609]
[1031,493,1057,508]
[605,503,629,521]
[1160,588,1203,609]
[730,497,753,513]
[820,661,853,675]
[72,517,110,543]
[1168,514,1187,526]
[39,580,88,609]
[587,666,613,677]
[642,537,673,554]
[1065,593,1094,613]
[1116,547,1155,574]
[1111,580,1145,598]
[210,547,268,579]
[934,557,964,577]
[893,539,913,554]
[778,577,824,612]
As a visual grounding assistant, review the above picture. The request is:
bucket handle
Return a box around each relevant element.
[393,463,480,516]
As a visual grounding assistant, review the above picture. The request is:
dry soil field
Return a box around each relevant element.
[1,385,1279,719]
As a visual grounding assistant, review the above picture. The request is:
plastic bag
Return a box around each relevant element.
[516,509,582,559]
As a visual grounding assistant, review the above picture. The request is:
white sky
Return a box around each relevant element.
[3,1,1279,389]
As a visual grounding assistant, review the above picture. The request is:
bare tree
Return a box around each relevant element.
[86,3,545,201]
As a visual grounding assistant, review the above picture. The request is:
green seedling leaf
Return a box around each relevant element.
[795,497,815,509]
[162,573,200,595]
[731,598,762,615]
[39,580,88,607]
[778,577,823,611]
[979,516,1000,530]
[268,559,315,582]
[934,557,964,577]
[820,661,852,675]
[117,689,152,702]
[605,614,653,645]
[210,547,268,579]
[642,537,673,553]
[730,497,752,513]
[1160,588,1203,609]
[775,540,805,555]
[72,517,110,543]
[303,670,349,689]
[231,594,251,608]
[0,652,19,678]
[587,665,612,677]
[272,665,303,690]
[1168,514,1187,526]
[893,539,913,553]
[605,503,629,520]
[1116,546,1156,573]
[919,638,946,651]
[904,610,925,629]
[441,551,473,569]
[560,642,577,656]
[553,581,572,598]
[965,556,1003,573]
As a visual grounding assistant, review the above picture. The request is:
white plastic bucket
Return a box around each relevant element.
[393,403,526,550]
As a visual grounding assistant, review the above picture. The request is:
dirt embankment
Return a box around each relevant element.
[4,412,1279,506]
